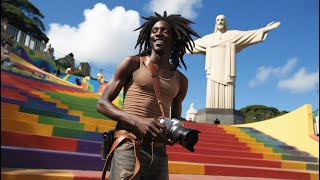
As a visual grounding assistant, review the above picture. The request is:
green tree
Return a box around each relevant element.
[1,0,49,43]
[79,62,91,77]
[55,53,75,70]
[240,105,288,123]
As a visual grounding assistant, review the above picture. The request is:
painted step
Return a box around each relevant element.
[1,131,101,154]
[1,168,305,180]
[168,152,318,171]
[2,119,102,141]
[168,145,319,163]
[1,157,319,180]
[1,146,318,172]
[3,130,317,164]
[0,131,286,161]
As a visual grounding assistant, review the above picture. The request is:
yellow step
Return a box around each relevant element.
[1,119,53,136]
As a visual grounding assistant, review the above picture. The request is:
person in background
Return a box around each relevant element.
[1,54,15,67]
[45,44,54,59]
[75,78,81,86]
[4,35,14,55]
[96,69,104,83]
[65,67,72,74]
[1,17,8,35]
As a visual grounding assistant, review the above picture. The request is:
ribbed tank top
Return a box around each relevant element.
[122,58,180,118]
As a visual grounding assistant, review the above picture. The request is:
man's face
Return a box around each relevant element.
[216,15,226,31]
[150,20,173,54]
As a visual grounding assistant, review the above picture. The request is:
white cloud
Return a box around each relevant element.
[145,0,202,19]
[47,3,140,66]
[249,58,297,87]
[277,68,319,94]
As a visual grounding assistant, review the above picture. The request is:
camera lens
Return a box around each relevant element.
[170,125,200,152]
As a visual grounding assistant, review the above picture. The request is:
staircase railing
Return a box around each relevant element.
[1,20,113,81]
[1,21,47,57]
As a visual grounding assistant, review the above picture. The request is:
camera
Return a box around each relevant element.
[159,118,200,152]
[102,130,115,160]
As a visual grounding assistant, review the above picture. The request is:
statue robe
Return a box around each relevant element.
[190,28,267,109]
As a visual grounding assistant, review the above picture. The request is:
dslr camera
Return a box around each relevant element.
[159,118,200,152]
[102,130,115,159]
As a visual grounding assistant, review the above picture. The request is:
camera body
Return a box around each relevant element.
[102,130,115,159]
[159,117,200,152]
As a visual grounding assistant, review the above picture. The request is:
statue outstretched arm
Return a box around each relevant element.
[186,35,210,54]
[263,21,281,33]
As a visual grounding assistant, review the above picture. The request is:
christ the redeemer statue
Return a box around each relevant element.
[188,14,280,109]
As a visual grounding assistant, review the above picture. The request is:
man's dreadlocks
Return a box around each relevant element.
[134,11,201,70]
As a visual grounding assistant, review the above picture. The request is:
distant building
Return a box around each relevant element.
[186,103,197,122]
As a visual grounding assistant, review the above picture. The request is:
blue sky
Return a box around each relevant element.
[29,0,319,117]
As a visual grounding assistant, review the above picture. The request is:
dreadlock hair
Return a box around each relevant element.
[134,11,201,70]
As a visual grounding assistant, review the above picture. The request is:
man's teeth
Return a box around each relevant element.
[156,40,165,44]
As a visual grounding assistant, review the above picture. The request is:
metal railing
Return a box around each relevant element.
[1,22,47,56]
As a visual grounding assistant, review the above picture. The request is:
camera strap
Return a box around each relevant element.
[101,130,141,180]
[142,56,165,117]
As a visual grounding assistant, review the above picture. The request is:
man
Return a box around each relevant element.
[188,14,280,109]
[75,78,81,86]
[3,35,14,55]
[97,11,200,180]
[1,54,15,67]
[1,17,8,35]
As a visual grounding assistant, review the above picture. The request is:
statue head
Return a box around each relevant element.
[214,14,228,33]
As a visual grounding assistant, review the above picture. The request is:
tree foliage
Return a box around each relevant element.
[55,53,75,70]
[79,62,91,77]
[240,105,288,123]
[1,0,49,43]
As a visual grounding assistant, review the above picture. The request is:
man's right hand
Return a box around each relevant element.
[134,117,169,143]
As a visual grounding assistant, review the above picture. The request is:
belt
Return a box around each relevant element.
[117,127,166,148]
[141,139,165,149]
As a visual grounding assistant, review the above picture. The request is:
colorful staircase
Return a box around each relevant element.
[1,64,319,179]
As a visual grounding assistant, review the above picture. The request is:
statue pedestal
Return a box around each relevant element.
[195,108,245,125]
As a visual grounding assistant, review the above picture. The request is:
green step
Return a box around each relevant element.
[52,126,99,141]
[43,91,117,119]
[82,111,110,119]
[53,127,87,139]
[306,163,319,171]
[38,116,84,130]
[19,106,66,119]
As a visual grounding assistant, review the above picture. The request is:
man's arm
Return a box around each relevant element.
[97,56,167,142]
[171,73,188,119]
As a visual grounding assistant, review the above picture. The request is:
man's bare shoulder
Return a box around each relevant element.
[175,70,188,98]
[120,55,141,72]
[177,70,188,84]
[123,55,140,64]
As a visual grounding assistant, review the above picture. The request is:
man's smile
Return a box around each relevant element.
[155,39,165,44]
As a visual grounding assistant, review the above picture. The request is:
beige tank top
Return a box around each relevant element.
[123,58,180,118]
